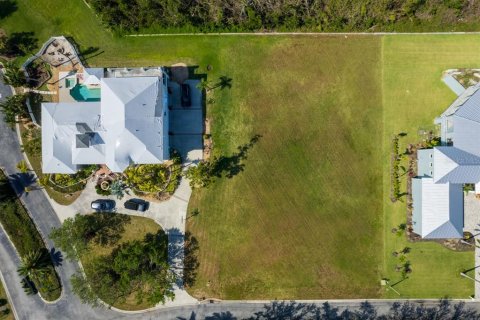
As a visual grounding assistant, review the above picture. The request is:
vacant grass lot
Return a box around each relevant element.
[1,0,476,300]
[188,37,384,299]
[381,35,479,298]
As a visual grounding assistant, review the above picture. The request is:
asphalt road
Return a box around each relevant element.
[1,72,480,320]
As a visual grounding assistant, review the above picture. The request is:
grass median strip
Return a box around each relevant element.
[0,169,61,301]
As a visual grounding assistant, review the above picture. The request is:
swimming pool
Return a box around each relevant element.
[70,85,101,102]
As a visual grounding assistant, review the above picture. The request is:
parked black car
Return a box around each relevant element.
[124,199,149,212]
[91,199,116,211]
[180,83,191,107]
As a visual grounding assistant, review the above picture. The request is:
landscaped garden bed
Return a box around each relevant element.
[25,58,51,89]
[0,170,61,301]
[122,150,182,201]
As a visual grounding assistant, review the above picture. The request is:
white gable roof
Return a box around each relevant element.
[101,77,166,172]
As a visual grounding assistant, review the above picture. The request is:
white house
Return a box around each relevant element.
[41,67,169,173]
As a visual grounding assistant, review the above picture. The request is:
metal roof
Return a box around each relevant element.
[42,102,102,173]
[41,73,169,173]
[442,74,465,96]
[433,146,480,183]
[412,177,463,239]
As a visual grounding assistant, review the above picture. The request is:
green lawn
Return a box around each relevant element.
[1,0,477,300]
[187,37,384,299]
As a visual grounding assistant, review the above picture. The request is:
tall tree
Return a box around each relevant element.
[17,250,49,279]
[0,94,27,125]
[3,61,26,87]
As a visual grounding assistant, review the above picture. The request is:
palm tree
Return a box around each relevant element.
[17,250,50,279]
[0,94,27,125]
[16,160,28,173]
[3,61,26,87]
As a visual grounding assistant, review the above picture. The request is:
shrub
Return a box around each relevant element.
[123,164,169,193]
[95,184,111,196]
[22,127,41,156]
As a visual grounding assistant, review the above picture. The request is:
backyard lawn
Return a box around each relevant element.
[1,0,477,300]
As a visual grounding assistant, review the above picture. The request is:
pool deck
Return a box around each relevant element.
[58,71,76,103]
[48,65,84,103]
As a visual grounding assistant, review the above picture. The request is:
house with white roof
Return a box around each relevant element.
[42,67,169,173]
[413,83,480,239]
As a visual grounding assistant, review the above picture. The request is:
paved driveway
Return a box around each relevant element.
[169,80,203,164]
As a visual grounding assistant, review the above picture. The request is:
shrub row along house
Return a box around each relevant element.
[42,67,170,173]
[413,83,480,238]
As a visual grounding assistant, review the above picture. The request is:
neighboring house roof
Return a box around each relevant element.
[433,147,480,184]
[449,115,480,157]
[442,74,465,96]
[417,149,433,177]
[42,72,168,174]
[412,177,463,239]
[438,83,480,118]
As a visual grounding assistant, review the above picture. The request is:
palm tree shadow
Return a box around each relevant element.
[210,134,261,179]
[205,311,236,320]
[49,248,63,267]
[8,172,37,196]
[210,76,232,90]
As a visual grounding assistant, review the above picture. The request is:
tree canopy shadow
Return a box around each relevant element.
[248,299,480,320]
[183,231,199,288]
[205,311,236,320]
[65,37,103,67]
[0,0,17,20]
[167,228,200,288]
[210,134,261,179]
[167,227,184,287]
[2,32,38,57]
[177,311,197,320]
